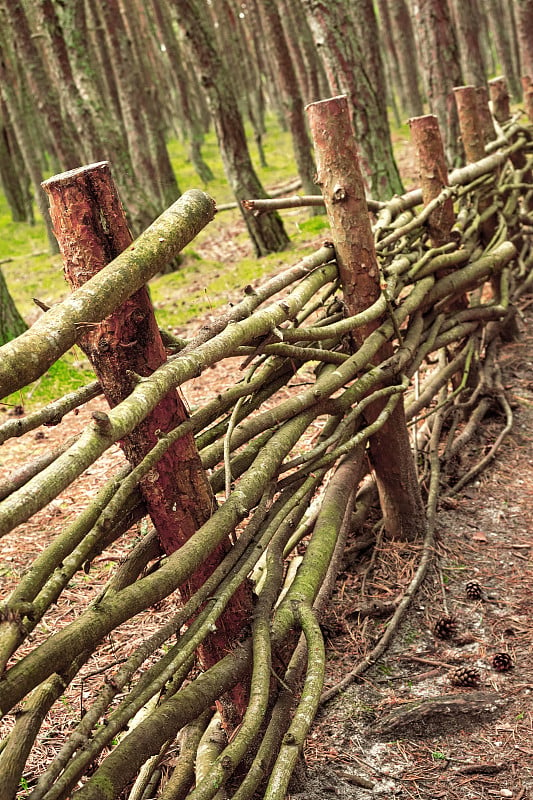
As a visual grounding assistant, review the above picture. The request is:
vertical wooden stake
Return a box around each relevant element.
[475,86,498,144]
[522,76,533,122]
[306,96,426,541]
[453,86,486,163]
[42,163,250,723]
[408,114,455,246]
[488,76,511,123]
[409,115,468,310]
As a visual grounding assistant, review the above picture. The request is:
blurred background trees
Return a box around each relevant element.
[0,0,531,252]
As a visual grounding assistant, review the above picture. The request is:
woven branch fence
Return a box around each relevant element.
[0,88,532,800]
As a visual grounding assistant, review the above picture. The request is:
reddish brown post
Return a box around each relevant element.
[488,76,511,124]
[306,96,426,541]
[453,86,486,163]
[409,114,468,310]
[475,86,498,144]
[522,76,533,122]
[408,114,455,246]
[42,163,250,723]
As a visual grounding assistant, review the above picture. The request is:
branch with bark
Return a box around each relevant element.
[0,115,531,800]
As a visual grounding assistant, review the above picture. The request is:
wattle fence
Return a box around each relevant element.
[0,88,532,800]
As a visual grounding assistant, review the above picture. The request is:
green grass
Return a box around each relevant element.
[0,114,332,410]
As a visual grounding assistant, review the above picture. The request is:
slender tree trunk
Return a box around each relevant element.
[117,0,181,209]
[515,0,533,79]
[411,0,464,166]
[303,0,403,200]
[58,0,156,232]
[281,0,331,103]
[0,27,57,250]
[259,0,319,198]
[174,0,290,256]
[0,105,32,223]
[486,0,522,100]
[388,0,424,117]
[449,0,487,88]
[377,0,403,114]
[0,270,27,347]
[149,0,214,183]
[0,0,83,170]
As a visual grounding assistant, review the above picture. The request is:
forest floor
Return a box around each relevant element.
[1,195,532,799]
[298,297,533,800]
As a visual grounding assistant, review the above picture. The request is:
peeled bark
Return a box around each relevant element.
[42,163,251,718]
[449,0,487,88]
[0,269,27,347]
[408,114,455,246]
[454,86,486,163]
[307,96,426,540]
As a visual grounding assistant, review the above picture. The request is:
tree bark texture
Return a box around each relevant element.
[411,0,464,166]
[42,163,213,557]
[0,269,27,346]
[449,0,487,88]
[475,86,498,144]
[259,0,319,198]
[303,0,404,200]
[489,77,511,123]
[454,86,486,163]
[387,0,425,117]
[515,0,533,79]
[42,163,252,712]
[306,96,426,540]
[175,0,290,256]
[408,114,455,246]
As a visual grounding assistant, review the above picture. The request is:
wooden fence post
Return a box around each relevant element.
[409,113,471,310]
[306,96,426,541]
[408,114,455,246]
[522,76,533,122]
[453,86,486,163]
[475,86,498,144]
[42,163,250,721]
[488,76,511,124]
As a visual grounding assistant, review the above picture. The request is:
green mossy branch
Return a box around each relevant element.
[1,122,532,800]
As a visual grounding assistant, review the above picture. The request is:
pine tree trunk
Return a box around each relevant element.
[0,36,57,251]
[515,0,533,79]
[449,0,487,88]
[42,165,251,722]
[0,108,32,223]
[175,0,290,256]
[387,0,424,117]
[303,0,404,200]
[0,0,83,170]
[411,0,464,166]
[259,0,319,198]
[0,270,27,347]
[485,0,522,100]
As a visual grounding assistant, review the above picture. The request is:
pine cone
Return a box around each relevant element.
[491,652,513,672]
[434,615,458,639]
[450,665,481,687]
[465,580,483,600]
